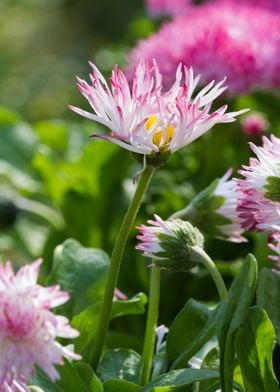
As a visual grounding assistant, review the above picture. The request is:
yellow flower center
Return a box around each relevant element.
[145,116,175,148]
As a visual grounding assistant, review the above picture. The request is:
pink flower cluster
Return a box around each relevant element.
[129,2,280,95]
[0,259,80,390]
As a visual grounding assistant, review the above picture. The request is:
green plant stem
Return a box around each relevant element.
[141,266,161,385]
[191,245,228,301]
[90,165,155,371]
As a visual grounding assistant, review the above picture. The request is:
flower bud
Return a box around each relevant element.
[171,169,246,243]
[136,214,204,272]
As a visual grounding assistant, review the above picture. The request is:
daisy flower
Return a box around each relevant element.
[0,259,80,389]
[70,60,246,164]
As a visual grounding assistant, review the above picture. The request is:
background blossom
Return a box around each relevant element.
[128,2,280,95]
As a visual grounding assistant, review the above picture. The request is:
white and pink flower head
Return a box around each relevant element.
[70,60,247,166]
[237,134,280,233]
[0,259,80,389]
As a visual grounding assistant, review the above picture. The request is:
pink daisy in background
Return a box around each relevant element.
[241,112,269,137]
[70,60,246,158]
[128,3,280,95]
[236,135,280,233]
[0,259,80,389]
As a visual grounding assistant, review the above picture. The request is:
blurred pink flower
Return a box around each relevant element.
[236,135,280,233]
[217,0,280,12]
[128,3,280,95]
[145,0,190,18]
[241,112,269,137]
[70,60,246,157]
[0,259,80,389]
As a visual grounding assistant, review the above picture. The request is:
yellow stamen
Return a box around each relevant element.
[146,115,175,148]
[146,115,158,130]
[152,124,175,147]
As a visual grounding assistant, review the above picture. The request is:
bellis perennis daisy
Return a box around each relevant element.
[70,60,247,164]
[0,259,80,390]
[237,135,280,233]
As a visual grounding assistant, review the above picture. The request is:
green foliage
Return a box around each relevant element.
[99,349,142,383]
[257,268,280,344]
[216,254,258,391]
[140,369,219,391]
[103,379,141,392]
[47,239,110,317]
[236,306,278,392]
[72,293,147,353]
[167,299,216,369]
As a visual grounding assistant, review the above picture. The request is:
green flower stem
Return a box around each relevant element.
[191,245,228,301]
[90,165,155,371]
[140,266,161,385]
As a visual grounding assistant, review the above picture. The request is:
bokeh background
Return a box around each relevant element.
[1,0,280,352]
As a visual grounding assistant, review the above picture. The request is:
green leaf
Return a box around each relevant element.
[236,306,278,392]
[47,239,110,317]
[257,268,280,344]
[216,254,258,392]
[199,347,220,392]
[30,368,63,392]
[56,359,88,392]
[72,293,147,353]
[103,379,141,392]
[91,372,104,392]
[73,363,97,392]
[152,346,169,380]
[140,369,219,391]
[99,348,142,383]
[167,299,217,369]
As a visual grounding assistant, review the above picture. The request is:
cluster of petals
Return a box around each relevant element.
[0,259,80,389]
[70,60,246,156]
[236,135,280,233]
[136,214,180,259]
[213,169,246,242]
[145,0,191,18]
[128,2,280,95]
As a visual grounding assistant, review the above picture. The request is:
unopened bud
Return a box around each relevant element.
[136,214,204,272]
